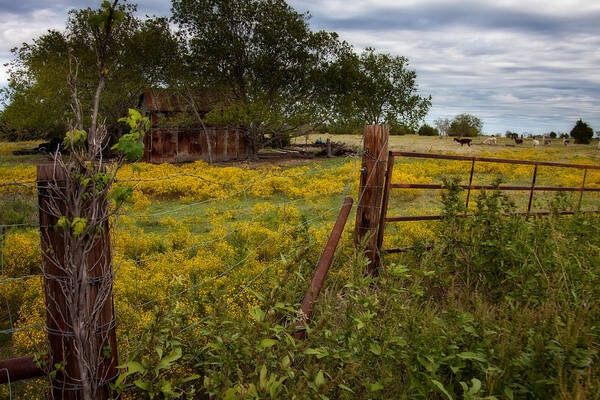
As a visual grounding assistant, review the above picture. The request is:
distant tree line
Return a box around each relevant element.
[386,113,484,138]
[0,0,432,158]
[501,119,596,144]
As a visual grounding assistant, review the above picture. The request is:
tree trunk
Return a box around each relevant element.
[249,137,259,160]
[247,125,260,160]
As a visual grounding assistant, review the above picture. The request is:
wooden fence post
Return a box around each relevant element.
[354,124,389,275]
[37,164,118,400]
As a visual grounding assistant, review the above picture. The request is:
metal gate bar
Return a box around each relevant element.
[378,151,600,254]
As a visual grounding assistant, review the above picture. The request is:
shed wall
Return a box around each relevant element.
[144,127,247,163]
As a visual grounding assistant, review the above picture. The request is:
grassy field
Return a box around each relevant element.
[1,136,600,398]
[1,134,598,258]
[1,135,598,264]
[296,133,600,159]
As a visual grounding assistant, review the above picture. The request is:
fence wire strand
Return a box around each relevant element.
[0,143,363,395]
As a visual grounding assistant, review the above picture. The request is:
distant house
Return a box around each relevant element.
[139,89,248,163]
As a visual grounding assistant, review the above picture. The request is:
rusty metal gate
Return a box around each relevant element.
[376,151,600,254]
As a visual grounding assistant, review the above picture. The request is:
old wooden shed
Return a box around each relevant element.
[140,89,248,163]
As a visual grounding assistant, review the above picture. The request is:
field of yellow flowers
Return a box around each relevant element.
[1,136,599,397]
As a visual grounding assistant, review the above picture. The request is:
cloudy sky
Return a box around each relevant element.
[1,0,599,135]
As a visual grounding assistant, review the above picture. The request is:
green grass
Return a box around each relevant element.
[295,133,600,160]
[1,137,600,398]
[114,185,600,399]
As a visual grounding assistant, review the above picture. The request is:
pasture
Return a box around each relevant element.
[1,136,600,399]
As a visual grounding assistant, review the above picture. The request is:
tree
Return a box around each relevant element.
[0,3,182,142]
[331,48,431,131]
[389,122,416,135]
[172,0,341,159]
[570,119,594,144]
[418,124,439,136]
[447,114,482,137]
[549,131,557,138]
[434,118,450,136]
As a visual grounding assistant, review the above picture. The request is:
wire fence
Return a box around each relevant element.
[4,136,599,397]
[0,144,363,396]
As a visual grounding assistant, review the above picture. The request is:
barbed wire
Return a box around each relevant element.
[177,239,321,335]
[118,199,350,313]
[116,170,271,186]
[0,181,37,188]
[118,151,362,353]
[0,324,43,336]
[0,223,40,229]
[0,274,42,284]
[117,159,358,218]
[174,137,365,334]
[0,151,361,192]
[111,187,354,269]
[0,144,363,367]
[234,137,363,299]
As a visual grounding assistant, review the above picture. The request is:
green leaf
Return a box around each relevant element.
[134,379,151,391]
[63,129,87,148]
[367,381,384,392]
[163,347,182,364]
[110,186,133,207]
[259,365,267,389]
[457,352,487,362]
[432,379,453,400]
[249,306,265,322]
[112,137,144,161]
[338,384,354,393]
[314,370,325,387]
[160,380,180,398]
[303,347,329,359]
[468,378,481,395]
[156,347,182,371]
[56,216,69,230]
[223,387,238,400]
[181,374,201,383]
[125,361,144,374]
[71,218,87,238]
[260,338,277,348]
[369,343,382,355]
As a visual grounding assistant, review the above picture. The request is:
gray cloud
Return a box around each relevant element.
[304,4,600,36]
[288,0,600,133]
[1,0,599,134]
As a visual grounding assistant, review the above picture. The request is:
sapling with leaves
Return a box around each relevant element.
[43,102,148,399]
[39,1,150,399]
[111,304,200,399]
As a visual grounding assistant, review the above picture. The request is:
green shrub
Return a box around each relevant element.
[117,179,600,399]
[0,195,37,226]
[570,119,594,144]
[418,124,439,136]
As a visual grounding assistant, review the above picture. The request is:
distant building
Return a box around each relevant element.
[139,89,248,163]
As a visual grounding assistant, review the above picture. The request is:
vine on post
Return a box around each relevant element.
[36,1,150,399]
